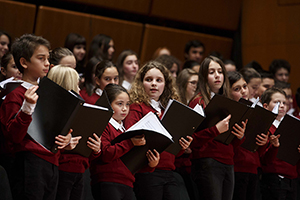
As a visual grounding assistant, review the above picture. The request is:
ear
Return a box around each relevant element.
[19,57,28,70]
[0,67,7,76]
[94,76,101,87]
[263,103,268,109]
[50,64,54,69]
[184,53,189,60]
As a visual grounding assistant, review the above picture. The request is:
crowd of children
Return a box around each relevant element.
[1,31,300,200]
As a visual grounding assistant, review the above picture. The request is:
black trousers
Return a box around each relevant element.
[12,152,59,200]
[134,169,180,200]
[55,170,84,200]
[0,165,13,200]
[233,172,259,200]
[191,158,234,200]
[91,182,135,200]
[261,173,297,200]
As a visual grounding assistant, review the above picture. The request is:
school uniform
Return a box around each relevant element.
[189,92,244,200]
[0,82,60,200]
[90,118,136,200]
[79,87,101,104]
[260,122,298,200]
[121,80,132,91]
[124,101,184,200]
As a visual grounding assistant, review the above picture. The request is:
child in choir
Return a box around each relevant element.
[116,49,139,90]
[0,52,22,81]
[260,87,299,200]
[64,33,86,74]
[90,83,159,200]
[188,56,247,200]
[80,60,119,104]
[49,47,76,69]
[124,61,193,200]
[0,34,75,200]
[155,54,180,78]
[88,34,115,61]
[227,71,268,200]
[0,31,11,60]
[47,65,101,200]
[239,67,261,102]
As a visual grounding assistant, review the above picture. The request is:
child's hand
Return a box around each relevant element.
[65,135,82,150]
[216,115,231,134]
[232,119,248,139]
[147,149,160,168]
[269,134,280,147]
[131,135,146,146]
[179,136,193,150]
[87,133,101,153]
[256,133,269,146]
[55,129,73,149]
[24,85,39,104]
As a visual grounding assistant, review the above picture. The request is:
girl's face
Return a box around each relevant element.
[143,68,165,101]
[169,63,178,78]
[207,61,224,93]
[73,45,86,62]
[96,67,119,90]
[263,92,287,120]
[230,78,249,101]
[111,92,130,123]
[247,78,261,99]
[0,35,10,58]
[186,75,198,101]
[59,55,76,69]
[107,40,115,60]
[1,57,22,80]
[123,55,139,79]
[275,67,289,82]
[192,65,200,73]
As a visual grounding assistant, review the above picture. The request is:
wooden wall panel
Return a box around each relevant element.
[53,0,151,15]
[242,0,300,92]
[0,0,36,39]
[140,24,233,65]
[89,15,144,63]
[150,0,242,31]
[35,6,91,49]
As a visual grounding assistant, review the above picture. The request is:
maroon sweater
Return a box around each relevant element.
[79,87,100,104]
[89,123,135,187]
[0,85,60,165]
[124,102,183,171]
[261,125,297,179]
[189,92,244,165]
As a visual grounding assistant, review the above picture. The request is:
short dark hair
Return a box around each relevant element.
[184,40,205,54]
[182,60,200,70]
[239,68,260,83]
[227,71,244,87]
[244,60,263,73]
[259,70,274,80]
[261,87,287,105]
[64,33,86,51]
[49,47,73,66]
[11,34,50,73]
[269,59,291,75]
[155,54,180,75]
[274,81,291,90]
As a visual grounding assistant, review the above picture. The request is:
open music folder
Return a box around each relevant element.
[111,112,174,173]
[27,77,113,156]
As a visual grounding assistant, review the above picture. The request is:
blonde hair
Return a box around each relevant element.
[47,64,79,92]
[130,61,180,107]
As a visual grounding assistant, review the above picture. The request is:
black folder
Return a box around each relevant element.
[111,112,173,173]
[197,95,251,145]
[0,82,22,99]
[161,99,205,155]
[239,99,277,152]
[276,114,300,166]
[27,77,113,155]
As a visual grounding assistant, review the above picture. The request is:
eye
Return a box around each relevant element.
[145,78,152,82]
[114,77,119,81]
[156,78,163,83]
[104,77,111,81]
[233,87,240,92]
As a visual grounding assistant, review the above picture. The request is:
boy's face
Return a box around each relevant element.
[263,92,287,120]
[22,45,50,82]
[185,46,204,63]
[257,78,275,98]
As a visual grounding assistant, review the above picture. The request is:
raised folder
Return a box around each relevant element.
[239,98,277,152]
[27,77,113,156]
[197,95,251,145]
[111,112,173,173]
[161,99,205,155]
[276,114,300,166]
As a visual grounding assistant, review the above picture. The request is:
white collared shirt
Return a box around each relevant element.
[109,117,126,133]
[210,92,215,99]
[95,88,103,96]
[150,99,162,115]
[272,118,282,128]
[122,80,131,91]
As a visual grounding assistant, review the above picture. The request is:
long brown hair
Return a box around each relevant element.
[130,61,180,107]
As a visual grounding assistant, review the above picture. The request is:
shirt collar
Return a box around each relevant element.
[109,117,126,132]
[95,88,103,96]
[210,92,215,99]
[122,80,131,90]
[21,81,34,89]
[150,99,163,113]
[273,117,283,128]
